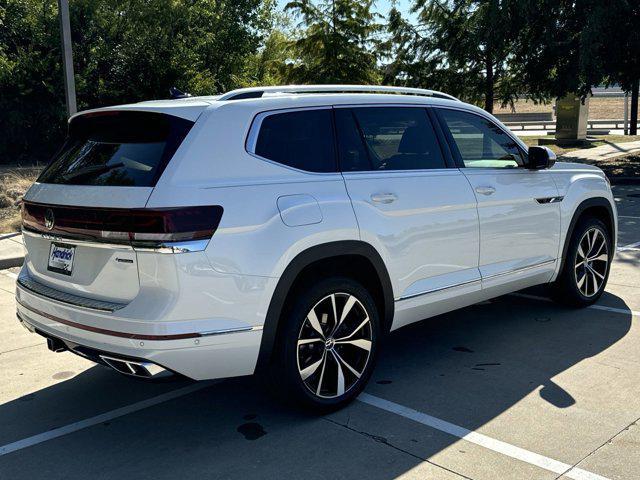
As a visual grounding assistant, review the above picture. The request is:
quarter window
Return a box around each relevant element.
[337,107,446,171]
[437,109,524,168]
[254,109,336,172]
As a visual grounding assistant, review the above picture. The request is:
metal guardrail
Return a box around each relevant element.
[504,119,639,131]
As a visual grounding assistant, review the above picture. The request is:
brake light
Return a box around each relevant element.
[21,202,223,248]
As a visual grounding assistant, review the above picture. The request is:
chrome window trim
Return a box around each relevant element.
[341,168,459,178]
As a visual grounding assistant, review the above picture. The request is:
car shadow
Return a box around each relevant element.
[0,292,633,479]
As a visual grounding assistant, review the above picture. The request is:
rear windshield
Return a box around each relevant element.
[38,111,194,187]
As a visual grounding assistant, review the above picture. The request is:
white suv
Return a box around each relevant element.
[16,85,616,410]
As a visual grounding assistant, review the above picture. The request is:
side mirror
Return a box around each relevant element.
[527,146,556,170]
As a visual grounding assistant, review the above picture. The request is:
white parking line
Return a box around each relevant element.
[0,382,212,456]
[512,292,640,317]
[617,240,640,252]
[618,215,640,219]
[1,270,18,279]
[358,393,609,480]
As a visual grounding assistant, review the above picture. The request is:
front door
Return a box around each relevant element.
[335,105,481,328]
[435,107,561,285]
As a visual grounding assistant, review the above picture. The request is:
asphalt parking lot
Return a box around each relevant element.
[1,184,639,480]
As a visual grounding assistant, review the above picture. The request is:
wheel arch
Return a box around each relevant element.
[255,240,394,371]
[559,197,616,275]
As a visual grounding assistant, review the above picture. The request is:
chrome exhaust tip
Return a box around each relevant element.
[99,355,171,379]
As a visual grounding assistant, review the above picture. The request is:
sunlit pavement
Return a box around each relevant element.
[1,186,639,480]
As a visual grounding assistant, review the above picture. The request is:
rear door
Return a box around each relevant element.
[435,107,561,285]
[336,105,480,327]
[21,110,195,303]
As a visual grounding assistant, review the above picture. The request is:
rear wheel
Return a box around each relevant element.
[272,277,380,412]
[553,217,611,307]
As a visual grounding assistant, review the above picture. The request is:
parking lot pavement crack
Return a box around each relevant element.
[554,416,640,480]
[322,417,473,480]
[0,342,43,355]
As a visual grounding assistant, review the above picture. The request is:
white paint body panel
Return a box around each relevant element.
[462,168,561,281]
[17,92,617,381]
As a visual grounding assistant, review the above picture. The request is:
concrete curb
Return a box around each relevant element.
[0,232,24,270]
[0,256,23,270]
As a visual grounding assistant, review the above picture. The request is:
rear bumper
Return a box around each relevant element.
[16,282,264,381]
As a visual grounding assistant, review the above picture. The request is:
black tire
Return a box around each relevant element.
[270,276,380,413]
[552,216,612,307]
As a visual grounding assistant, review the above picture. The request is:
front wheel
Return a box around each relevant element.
[553,216,612,307]
[272,277,380,412]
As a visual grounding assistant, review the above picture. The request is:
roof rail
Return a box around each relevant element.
[217,85,459,102]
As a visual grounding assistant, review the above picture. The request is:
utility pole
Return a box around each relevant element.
[624,92,629,135]
[58,0,77,117]
[631,79,639,136]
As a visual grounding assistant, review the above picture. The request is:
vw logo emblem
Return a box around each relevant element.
[44,208,55,230]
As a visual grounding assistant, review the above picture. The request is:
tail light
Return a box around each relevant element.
[21,202,223,249]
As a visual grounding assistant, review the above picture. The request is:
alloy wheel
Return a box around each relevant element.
[574,227,609,297]
[296,292,372,399]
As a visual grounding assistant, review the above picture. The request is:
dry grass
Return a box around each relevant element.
[494,97,628,120]
[0,167,41,233]
[572,152,640,179]
[521,135,640,156]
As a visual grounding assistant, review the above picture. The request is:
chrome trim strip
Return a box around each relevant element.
[535,196,564,204]
[17,270,127,312]
[482,259,557,281]
[200,325,263,337]
[396,259,557,301]
[22,229,209,254]
[22,229,133,251]
[132,239,210,254]
[396,278,481,301]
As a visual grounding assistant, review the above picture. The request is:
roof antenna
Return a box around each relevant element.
[169,87,192,99]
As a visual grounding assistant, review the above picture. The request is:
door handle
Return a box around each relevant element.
[475,186,496,196]
[370,193,397,204]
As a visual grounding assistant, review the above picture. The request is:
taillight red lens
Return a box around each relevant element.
[22,202,223,247]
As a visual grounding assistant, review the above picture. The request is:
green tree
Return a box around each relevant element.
[0,0,273,164]
[512,0,639,134]
[385,0,521,113]
[284,0,381,84]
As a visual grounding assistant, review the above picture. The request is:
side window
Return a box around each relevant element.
[337,107,446,171]
[254,109,336,172]
[437,109,524,168]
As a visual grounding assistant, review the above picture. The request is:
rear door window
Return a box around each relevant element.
[337,107,446,171]
[253,109,336,172]
[38,111,194,186]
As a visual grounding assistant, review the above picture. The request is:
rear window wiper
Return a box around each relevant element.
[62,162,124,182]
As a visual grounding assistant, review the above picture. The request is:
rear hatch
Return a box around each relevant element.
[21,109,198,304]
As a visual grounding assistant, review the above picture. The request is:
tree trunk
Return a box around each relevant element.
[631,78,639,136]
[484,51,494,113]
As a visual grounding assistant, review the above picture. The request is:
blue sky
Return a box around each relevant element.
[276,0,414,21]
